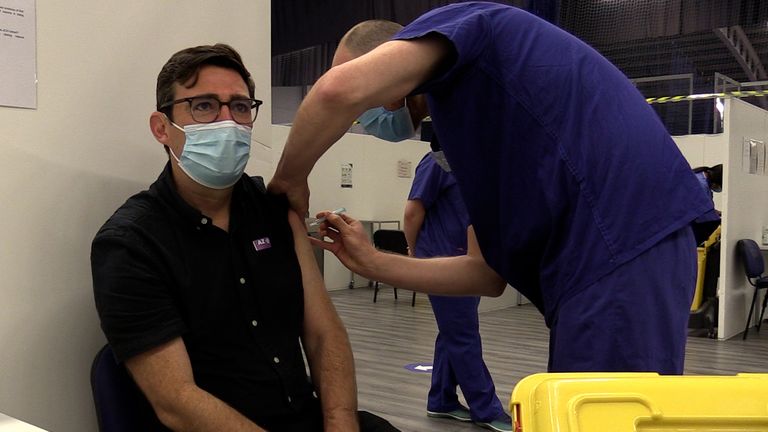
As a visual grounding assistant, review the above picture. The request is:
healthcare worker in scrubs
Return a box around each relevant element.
[406,140,511,432]
[269,2,715,373]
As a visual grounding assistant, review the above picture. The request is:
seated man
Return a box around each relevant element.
[91,43,397,432]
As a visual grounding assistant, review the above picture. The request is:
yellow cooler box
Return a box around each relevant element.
[510,373,768,432]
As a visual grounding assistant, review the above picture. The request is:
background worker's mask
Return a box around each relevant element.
[169,119,251,189]
[430,151,452,172]
[429,133,451,172]
[358,104,415,142]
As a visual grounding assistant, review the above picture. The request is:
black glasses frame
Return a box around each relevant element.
[159,96,263,125]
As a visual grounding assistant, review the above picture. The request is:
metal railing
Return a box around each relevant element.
[631,74,694,135]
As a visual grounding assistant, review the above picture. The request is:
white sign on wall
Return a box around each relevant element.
[341,163,353,188]
[0,0,36,109]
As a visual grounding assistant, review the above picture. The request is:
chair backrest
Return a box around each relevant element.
[736,239,764,279]
[373,230,408,255]
[91,344,168,432]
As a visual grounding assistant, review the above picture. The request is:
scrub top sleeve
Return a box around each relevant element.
[408,155,452,210]
[394,2,492,93]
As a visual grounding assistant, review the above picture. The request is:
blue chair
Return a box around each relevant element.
[736,239,768,340]
[91,344,169,431]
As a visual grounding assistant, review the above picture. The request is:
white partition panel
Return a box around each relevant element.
[0,2,271,431]
[719,98,768,339]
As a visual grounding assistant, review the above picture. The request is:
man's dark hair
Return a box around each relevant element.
[156,43,255,120]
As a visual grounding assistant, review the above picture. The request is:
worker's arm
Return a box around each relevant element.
[287,210,360,431]
[311,212,506,297]
[268,36,453,216]
[125,338,266,431]
[403,199,426,255]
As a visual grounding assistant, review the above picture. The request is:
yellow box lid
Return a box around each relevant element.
[510,372,768,432]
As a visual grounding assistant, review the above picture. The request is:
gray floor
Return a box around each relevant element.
[330,286,768,432]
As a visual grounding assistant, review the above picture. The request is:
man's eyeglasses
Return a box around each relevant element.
[160,96,263,125]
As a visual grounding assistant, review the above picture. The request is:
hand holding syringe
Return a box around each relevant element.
[308,207,346,227]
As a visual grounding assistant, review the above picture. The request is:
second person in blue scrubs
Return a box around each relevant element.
[406,148,510,432]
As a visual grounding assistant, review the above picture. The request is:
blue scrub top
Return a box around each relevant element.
[409,154,469,258]
[395,2,714,323]
[695,171,714,200]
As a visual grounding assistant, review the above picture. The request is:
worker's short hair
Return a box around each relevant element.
[340,20,404,56]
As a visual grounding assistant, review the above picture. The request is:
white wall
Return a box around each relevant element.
[719,98,768,339]
[0,2,271,430]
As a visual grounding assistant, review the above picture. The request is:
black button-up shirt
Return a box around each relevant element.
[92,164,320,428]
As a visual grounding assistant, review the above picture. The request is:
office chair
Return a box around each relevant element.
[91,344,169,432]
[736,239,768,340]
[372,229,416,307]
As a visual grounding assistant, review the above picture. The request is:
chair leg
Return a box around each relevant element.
[394,287,398,300]
[743,288,759,340]
[757,289,768,333]
[411,292,416,307]
[373,281,379,303]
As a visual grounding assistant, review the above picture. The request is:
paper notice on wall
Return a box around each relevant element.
[397,159,412,178]
[341,163,353,188]
[743,138,764,175]
[0,0,36,109]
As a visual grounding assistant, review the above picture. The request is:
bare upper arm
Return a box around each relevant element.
[404,199,426,222]
[467,225,507,295]
[286,211,344,340]
[319,35,454,113]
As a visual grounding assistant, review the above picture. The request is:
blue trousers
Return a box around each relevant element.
[427,295,506,422]
[548,226,697,373]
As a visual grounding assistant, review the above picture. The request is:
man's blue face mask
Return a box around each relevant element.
[168,119,251,189]
[358,104,415,142]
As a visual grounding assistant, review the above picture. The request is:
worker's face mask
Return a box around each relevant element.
[358,105,415,142]
[428,132,451,172]
[168,119,251,189]
[430,150,452,172]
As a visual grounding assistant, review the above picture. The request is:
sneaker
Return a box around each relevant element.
[475,414,513,432]
[426,406,472,422]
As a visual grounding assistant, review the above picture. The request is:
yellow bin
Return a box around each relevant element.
[510,373,768,431]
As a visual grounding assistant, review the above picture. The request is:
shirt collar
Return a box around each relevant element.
[150,162,250,230]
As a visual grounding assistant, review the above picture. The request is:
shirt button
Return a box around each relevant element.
[239,277,246,284]
[251,320,258,327]
[200,217,208,225]
[312,391,318,398]
[273,356,280,364]
[287,396,292,403]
